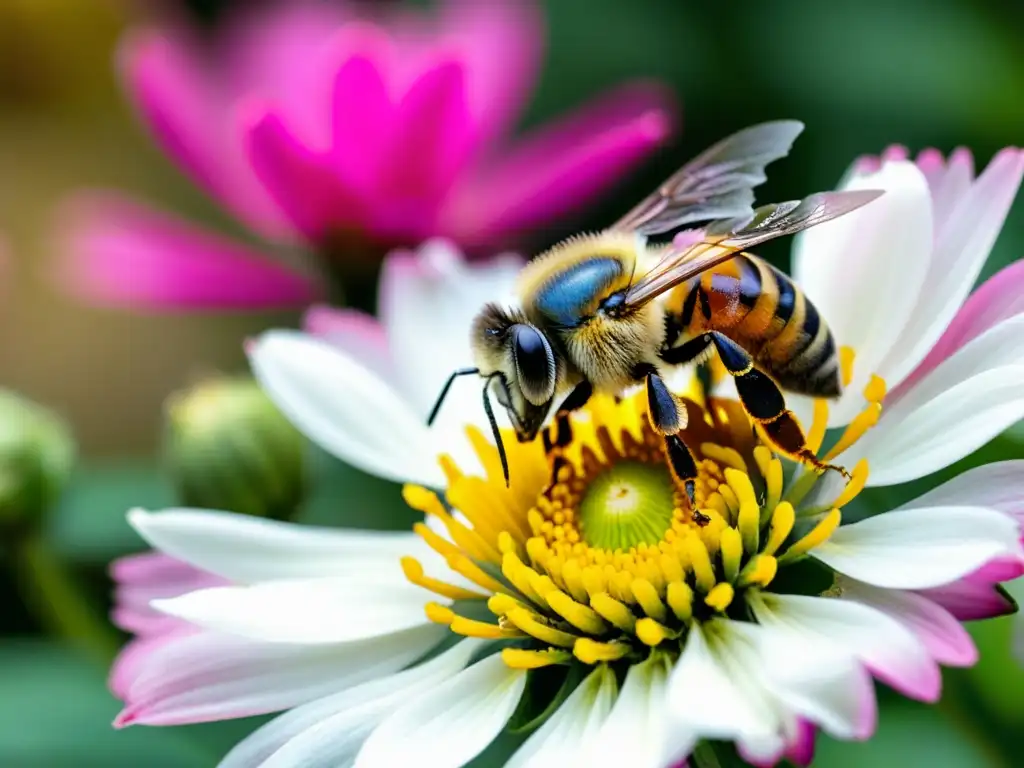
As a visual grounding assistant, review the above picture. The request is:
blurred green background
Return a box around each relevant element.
[1,0,1023,765]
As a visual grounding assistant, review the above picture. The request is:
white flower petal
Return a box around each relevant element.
[220,639,482,768]
[846,365,1024,486]
[667,621,780,742]
[507,665,618,768]
[728,616,875,741]
[887,314,1024,414]
[814,505,1024,589]
[792,161,933,424]
[896,460,1024,522]
[586,655,690,768]
[153,577,432,644]
[355,652,526,768]
[128,508,425,584]
[878,149,1024,385]
[381,240,522,416]
[121,625,442,727]
[753,593,939,702]
[249,330,443,487]
[838,578,977,667]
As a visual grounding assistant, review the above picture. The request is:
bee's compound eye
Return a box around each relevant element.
[512,324,556,405]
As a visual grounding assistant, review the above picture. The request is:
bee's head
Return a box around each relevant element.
[470,303,556,443]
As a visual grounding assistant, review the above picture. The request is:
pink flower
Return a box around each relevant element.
[57,0,672,311]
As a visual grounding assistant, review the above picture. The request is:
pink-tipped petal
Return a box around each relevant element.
[244,106,367,244]
[116,625,440,727]
[882,145,910,163]
[917,576,1018,621]
[55,194,318,310]
[902,258,1024,390]
[110,629,196,701]
[840,580,978,667]
[450,83,673,243]
[111,551,226,635]
[302,305,395,381]
[785,720,818,766]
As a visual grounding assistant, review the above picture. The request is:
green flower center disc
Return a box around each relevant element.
[578,460,676,550]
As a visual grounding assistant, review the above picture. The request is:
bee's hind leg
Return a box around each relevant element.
[693,331,849,479]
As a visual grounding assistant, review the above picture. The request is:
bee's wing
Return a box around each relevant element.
[612,120,805,236]
[621,190,884,309]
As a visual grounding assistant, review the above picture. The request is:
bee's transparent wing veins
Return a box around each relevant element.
[613,120,805,235]
[621,190,884,309]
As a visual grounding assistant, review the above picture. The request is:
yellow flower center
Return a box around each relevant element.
[400,380,878,671]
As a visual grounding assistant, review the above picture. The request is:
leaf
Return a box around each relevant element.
[47,460,175,563]
[812,692,1000,767]
[506,661,587,734]
[0,640,211,767]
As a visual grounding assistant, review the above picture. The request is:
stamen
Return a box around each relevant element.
[738,555,778,587]
[631,578,669,622]
[839,346,855,387]
[403,486,500,563]
[700,443,747,473]
[502,648,572,669]
[574,638,631,664]
[401,557,488,601]
[686,537,716,593]
[705,582,735,612]
[781,509,842,562]
[446,553,510,595]
[590,592,637,632]
[806,398,830,456]
[502,552,545,605]
[546,589,609,634]
[762,502,795,556]
[753,446,783,520]
[822,375,887,462]
[425,602,456,624]
[830,459,870,509]
[719,527,743,583]
[666,581,694,621]
[451,615,524,639]
[636,617,678,646]
[488,593,527,616]
[505,607,579,647]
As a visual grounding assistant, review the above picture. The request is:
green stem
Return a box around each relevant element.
[13,532,120,664]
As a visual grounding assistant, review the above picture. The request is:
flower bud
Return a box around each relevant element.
[163,376,307,519]
[0,390,75,533]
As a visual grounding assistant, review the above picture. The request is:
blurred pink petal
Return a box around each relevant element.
[109,629,195,700]
[119,29,292,237]
[785,720,817,766]
[56,194,318,310]
[916,557,1021,621]
[111,551,225,635]
[448,83,674,243]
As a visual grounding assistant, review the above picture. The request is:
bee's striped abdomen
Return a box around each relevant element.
[671,254,841,398]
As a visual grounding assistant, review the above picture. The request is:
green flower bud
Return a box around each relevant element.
[163,376,307,520]
[0,390,75,533]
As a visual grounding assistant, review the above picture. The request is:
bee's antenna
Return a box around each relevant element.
[427,367,480,426]
[482,374,511,487]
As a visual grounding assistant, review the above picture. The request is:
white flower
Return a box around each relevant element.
[114,383,1023,766]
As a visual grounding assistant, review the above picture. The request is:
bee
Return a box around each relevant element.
[428,121,882,493]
